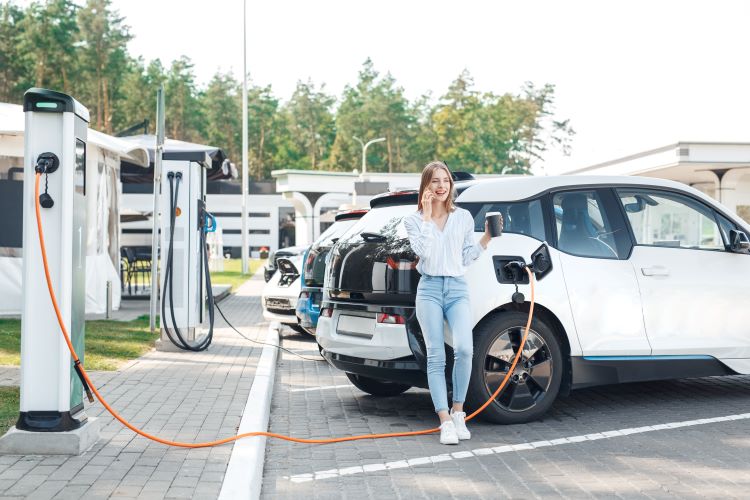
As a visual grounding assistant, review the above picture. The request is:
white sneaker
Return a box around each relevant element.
[450,410,471,440]
[439,420,459,445]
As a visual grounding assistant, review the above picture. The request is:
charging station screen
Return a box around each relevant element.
[75,139,86,196]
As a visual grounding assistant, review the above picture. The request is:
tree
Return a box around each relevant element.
[276,80,335,170]
[18,0,79,95]
[514,82,575,173]
[246,80,279,179]
[77,0,132,133]
[116,58,167,135]
[0,3,29,102]
[432,70,487,171]
[330,59,417,173]
[432,71,574,175]
[164,56,204,142]
[201,72,241,162]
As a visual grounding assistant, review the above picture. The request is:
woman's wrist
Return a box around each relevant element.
[480,234,491,248]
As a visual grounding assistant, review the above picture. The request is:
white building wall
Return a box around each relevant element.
[120,192,295,254]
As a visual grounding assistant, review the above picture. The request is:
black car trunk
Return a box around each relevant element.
[327,204,419,305]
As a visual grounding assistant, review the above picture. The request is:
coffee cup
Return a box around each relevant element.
[485,212,503,237]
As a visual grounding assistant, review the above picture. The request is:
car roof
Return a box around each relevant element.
[456,175,705,202]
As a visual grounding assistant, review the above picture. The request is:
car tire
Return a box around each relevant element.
[346,373,411,397]
[466,311,563,424]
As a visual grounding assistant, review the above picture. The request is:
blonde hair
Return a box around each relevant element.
[417,161,456,212]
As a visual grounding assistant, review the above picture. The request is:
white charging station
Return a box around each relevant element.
[0,88,99,455]
[157,151,216,351]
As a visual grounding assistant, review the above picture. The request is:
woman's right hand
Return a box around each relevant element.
[422,190,433,221]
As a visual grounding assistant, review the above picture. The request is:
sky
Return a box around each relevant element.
[97,1,750,173]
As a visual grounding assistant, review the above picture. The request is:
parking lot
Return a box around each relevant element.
[263,327,750,499]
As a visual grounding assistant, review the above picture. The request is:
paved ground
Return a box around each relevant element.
[0,273,266,499]
[263,332,750,499]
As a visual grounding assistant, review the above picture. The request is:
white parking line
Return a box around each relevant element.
[286,412,750,483]
[289,384,352,393]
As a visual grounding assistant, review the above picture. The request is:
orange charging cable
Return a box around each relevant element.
[34,173,535,447]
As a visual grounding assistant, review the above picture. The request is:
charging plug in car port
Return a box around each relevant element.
[492,256,529,284]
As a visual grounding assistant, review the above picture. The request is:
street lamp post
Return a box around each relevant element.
[241,0,248,275]
[353,136,386,177]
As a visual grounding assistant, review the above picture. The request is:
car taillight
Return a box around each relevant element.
[305,251,315,270]
[321,307,333,318]
[386,256,417,270]
[377,313,406,324]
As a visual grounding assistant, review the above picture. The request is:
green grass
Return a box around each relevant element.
[0,387,19,435]
[0,315,159,371]
[210,258,265,292]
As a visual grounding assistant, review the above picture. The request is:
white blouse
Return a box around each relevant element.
[403,207,485,277]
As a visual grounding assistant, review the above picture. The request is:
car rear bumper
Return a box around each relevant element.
[320,349,427,388]
[316,309,413,360]
[295,288,321,331]
[263,296,298,324]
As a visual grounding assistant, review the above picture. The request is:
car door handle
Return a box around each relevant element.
[641,266,669,276]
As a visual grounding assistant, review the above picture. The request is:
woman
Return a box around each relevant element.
[403,161,498,445]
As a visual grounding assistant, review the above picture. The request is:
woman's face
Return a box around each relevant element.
[428,168,452,204]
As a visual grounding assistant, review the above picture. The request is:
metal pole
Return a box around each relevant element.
[353,136,385,177]
[241,0,249,275]
[149,86,165,333]
[353,136,365,176]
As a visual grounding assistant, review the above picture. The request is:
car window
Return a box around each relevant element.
[616,189,725,251]
[315,219,358,248]
[460,200,546,240]
[338,204,414,245]
[553,190,620,259]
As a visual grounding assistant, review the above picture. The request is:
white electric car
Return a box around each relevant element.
[262,250,306,333]
[317,175,750,424]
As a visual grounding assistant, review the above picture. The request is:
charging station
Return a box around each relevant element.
[0,88,100,455]
[157,151,216,352]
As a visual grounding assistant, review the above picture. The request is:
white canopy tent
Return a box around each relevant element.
[0,102,149,315]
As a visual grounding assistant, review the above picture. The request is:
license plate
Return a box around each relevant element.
[266,298,290,309]
[337,314,375,339]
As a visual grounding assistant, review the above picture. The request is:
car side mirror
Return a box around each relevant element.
[729,229,750,253]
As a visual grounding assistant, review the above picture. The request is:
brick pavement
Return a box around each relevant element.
[263,332,750,499]
[0,271,267,500]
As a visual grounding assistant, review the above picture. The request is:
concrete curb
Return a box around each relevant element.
[218,322,280,500]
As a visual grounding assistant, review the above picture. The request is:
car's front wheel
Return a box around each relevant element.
[466,311,563,424]
[346,373,411,397]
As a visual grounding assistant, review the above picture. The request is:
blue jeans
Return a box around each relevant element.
[415,274,473,413]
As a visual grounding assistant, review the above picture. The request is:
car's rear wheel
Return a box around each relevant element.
[346,373,411,397]
[466,311,563,424]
